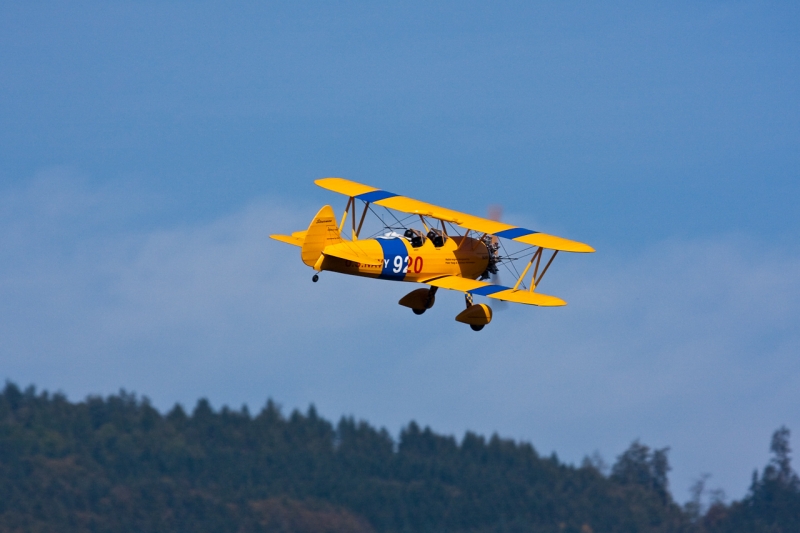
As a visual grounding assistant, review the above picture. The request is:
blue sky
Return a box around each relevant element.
[1,2,799,504]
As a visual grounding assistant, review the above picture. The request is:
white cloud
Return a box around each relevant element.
[1,172,798,503]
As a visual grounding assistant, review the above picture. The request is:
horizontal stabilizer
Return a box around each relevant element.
[270,234,304,247]
[322,246,383,268]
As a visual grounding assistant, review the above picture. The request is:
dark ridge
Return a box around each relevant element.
[0,382,797,533]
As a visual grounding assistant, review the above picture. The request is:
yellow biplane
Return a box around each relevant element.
[271,178,594,331]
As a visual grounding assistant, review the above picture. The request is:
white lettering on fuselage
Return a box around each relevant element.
[383,258,389,267]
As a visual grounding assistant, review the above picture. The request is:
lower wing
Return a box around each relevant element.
[422,275,566,307]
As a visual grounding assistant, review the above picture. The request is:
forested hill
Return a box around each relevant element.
[0,383,797,533]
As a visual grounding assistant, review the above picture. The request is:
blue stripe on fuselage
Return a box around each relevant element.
[376,238,408,281]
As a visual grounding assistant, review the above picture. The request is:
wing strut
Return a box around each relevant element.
[512,247,559,291]
[535,251,558,288]
[355,201,369,239]
[338,197,371,241]
[514,247,542,290]
[339,197,353,233]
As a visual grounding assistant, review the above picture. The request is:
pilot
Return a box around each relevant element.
[427,229,445,247]
[404,228,425,248]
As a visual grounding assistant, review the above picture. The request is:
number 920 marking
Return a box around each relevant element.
[393,256,423,274]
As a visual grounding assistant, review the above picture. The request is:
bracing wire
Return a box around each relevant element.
[498,238,522,282]
[445,221,464,237]
[363,204,416,238]
[366,205,389,235]
[503,245,537,260]
[500,259,525,290]
[382,206,407,229]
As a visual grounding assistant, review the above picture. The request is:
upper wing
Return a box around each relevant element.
[315,177,594,253]
[422,275,566,307]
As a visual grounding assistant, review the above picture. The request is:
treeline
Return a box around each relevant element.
[0,382,797,533]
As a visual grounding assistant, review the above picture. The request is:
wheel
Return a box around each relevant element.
[412,308,426,315]
[312,274,319,283]
[470,324,484,331]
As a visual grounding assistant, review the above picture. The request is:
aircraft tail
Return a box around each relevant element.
[301,205,343,267]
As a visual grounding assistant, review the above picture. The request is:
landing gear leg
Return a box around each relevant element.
[312,274,319,283]
[425,287,438,308]
[464,293,473,308]
[412,287,437,315]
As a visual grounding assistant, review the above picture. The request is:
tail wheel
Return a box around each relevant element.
[312,274,319,282]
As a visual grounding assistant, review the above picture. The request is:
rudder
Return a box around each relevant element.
[301,205,343,267]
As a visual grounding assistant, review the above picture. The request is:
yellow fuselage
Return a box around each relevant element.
[318,236,490,283]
